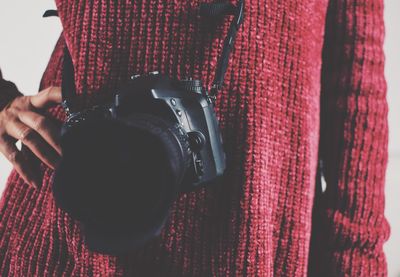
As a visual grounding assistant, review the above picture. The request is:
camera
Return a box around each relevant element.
[52,72,226,253]
[51,0,244,254]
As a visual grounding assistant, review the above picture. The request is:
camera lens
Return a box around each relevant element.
[52,112,192,253]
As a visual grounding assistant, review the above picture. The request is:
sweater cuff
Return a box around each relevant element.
[0,78,23,111]
[331,247,388,277]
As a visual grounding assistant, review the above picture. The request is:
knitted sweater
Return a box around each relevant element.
[0,0,390,276]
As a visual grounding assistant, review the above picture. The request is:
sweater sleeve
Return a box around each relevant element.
[0,68,23,111]
[308,0,391,276]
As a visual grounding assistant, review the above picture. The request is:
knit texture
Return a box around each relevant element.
[0,0,390,276]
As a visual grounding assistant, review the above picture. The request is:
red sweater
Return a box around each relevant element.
[0,0,390,276]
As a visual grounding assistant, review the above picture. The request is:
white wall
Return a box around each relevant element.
[383,1,400,276]
[0,1,399,275]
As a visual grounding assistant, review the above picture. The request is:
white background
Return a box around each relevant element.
[0,1,399,275]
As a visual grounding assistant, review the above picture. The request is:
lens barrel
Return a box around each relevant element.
[52,112,192,253]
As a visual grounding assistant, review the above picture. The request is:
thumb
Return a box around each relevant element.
[30,86,62,109]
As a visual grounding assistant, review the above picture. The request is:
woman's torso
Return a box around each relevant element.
[1,0,328,276]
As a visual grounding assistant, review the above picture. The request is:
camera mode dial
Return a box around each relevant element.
[178,79,204,94]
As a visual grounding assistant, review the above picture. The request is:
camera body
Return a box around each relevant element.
[62,72,226,192]
[112,72,226,191]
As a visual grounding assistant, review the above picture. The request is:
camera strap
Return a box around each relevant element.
[200,0,244,96]
[44,0,244,113]
[61,46,77,115]
[43,10,77,115]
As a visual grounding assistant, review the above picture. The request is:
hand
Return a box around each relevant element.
[0,86,63,188]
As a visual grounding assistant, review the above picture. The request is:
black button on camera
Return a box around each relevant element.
[188,131,206,152]
[195,159,204,176]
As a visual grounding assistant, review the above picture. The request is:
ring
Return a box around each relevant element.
[18,128,32,142]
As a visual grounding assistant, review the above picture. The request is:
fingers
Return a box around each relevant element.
[5,120,61,170]
[0,135,40,188]
[0,86,63,188]
[29,86,62,109]
[17,110,62,156]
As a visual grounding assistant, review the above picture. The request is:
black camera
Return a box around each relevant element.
[53,72,226,253]
[51,0,244,254]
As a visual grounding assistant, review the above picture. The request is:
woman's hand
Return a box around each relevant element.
[0,86,63,188]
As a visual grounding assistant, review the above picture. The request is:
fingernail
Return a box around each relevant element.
[57,146,63,157]
[29,179,39,189]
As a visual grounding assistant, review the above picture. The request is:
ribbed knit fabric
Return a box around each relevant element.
[0,0,390,276]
